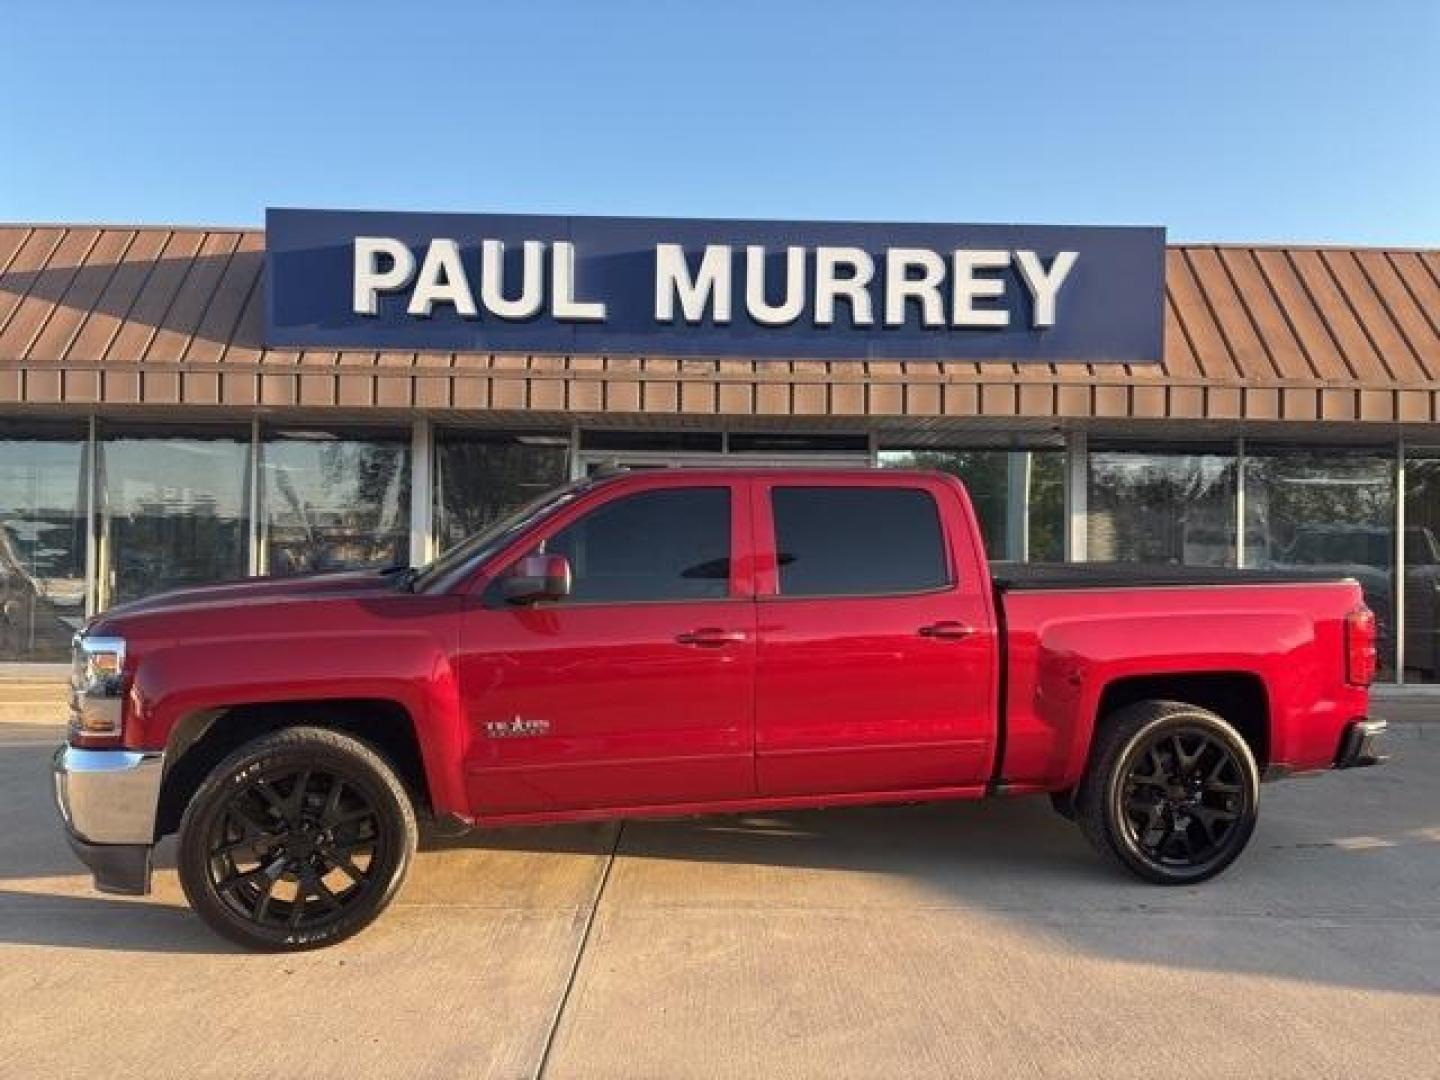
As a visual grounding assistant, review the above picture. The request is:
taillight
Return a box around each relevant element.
[1345,608,1377,687]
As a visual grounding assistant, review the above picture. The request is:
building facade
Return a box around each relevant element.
[1,222,1438,684]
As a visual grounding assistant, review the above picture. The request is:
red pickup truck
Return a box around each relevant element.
[53,467,1386,950]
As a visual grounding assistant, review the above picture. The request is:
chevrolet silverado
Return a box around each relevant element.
[53,467,1386,949]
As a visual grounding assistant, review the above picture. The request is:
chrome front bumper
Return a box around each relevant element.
[52,746,164,895]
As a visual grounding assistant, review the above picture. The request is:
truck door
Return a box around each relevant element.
[458,476,757,815]
[752,476,998,796]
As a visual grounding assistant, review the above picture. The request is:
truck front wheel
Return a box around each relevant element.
[177,726,418,950]
[1076,701,1260,885]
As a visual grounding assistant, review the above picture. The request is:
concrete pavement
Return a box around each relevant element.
[1,716,1436,1079]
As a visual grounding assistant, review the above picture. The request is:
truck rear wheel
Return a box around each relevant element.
[1076,700,1259,885]
[177,726,417,951]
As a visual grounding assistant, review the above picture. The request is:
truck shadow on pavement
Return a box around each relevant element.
[2,726,1437,988]
[0,887,240,954]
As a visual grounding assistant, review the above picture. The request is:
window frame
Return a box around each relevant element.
[754,478,958,602]
[476,477,750,610]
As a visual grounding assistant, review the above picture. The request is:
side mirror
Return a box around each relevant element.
[501,553,572,604]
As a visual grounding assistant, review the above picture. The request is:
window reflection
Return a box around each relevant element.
[97,432,251,607]
[1088,450,1237,565]
[0,429,87,661]
[1246,449,1395,678]
[435,432,570,550]
[262,432,410,575]
[878,449,1064,561]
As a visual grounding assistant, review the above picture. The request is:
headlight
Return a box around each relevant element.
[70,635,127,739]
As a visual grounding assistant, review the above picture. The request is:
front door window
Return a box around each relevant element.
[536,487,731,604]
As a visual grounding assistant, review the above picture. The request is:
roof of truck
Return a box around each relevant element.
[588,465,944,482]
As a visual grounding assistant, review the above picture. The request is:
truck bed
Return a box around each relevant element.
[990,562,1356,591]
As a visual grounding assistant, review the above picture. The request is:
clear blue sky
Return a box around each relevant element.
[3,0,1436,244]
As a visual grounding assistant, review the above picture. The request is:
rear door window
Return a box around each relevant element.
[770,487,950,597]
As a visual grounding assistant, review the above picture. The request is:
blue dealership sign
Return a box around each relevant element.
[265,208,1165,362]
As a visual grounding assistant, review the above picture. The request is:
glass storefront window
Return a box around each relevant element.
[1025,453,1065,562]
[1402,450,1440,682]
[1087,448,1237,565]
[97,428,252,608]
[434,432,571,551]
[1246,448,1395,678]
[0,419,1423,686]
[878,449,1064,561]
[262,430,410,575]
[0,425,87,661]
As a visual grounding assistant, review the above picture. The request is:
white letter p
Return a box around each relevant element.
[353,237,416,316]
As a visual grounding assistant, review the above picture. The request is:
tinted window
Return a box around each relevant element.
[772,487,949,597]
[542,487,731,603]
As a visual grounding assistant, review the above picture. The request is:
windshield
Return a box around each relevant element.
[409,477,591,593]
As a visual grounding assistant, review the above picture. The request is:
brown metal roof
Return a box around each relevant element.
[1,223,1438,428]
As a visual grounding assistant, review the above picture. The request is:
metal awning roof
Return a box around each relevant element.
[0,224,1438,429]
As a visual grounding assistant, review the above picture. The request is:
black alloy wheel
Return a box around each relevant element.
[1076,701,1260,884]
[1117,728,1247,869]
[207,766,384,931]
[178,727,417,950]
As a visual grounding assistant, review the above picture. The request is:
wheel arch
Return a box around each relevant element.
[1094,671,1271,771]
[156,698,431,838]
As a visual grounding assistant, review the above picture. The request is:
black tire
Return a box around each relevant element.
[177,726,417,951]
[1076,700,1260,885]
[1048,789,1078,821]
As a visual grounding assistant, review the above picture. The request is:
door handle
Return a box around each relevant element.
[676,627,747,647]
[918,621,974,641]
